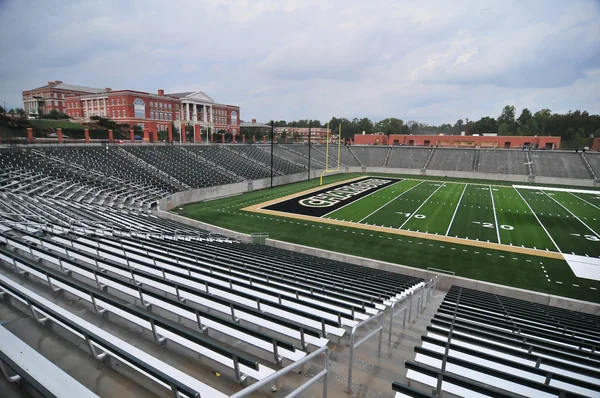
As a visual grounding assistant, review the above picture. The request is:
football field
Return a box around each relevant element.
[176,173,600,303]
[247,175,600,284]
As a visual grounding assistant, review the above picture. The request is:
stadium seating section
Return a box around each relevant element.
[0,143,598,397]
[393,285,600,397]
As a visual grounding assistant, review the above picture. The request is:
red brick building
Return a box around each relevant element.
[22,81,105,116]
[275,126,329,139]
[353,134,561,149]
[63,88,240,137]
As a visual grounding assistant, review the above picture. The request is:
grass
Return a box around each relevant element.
[29,120,86,129]
[174,173,600,303]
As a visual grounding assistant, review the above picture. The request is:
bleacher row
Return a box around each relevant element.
[0,193,428,397]
[393,285,600,398]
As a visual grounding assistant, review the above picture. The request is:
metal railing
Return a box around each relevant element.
[344,311,384,394]
[230,345,329,398]
[388,297,407,345]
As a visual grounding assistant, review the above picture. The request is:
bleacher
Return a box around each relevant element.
[476,149,529,175]
[124,146,239,188]
[350,147,388,167]
[228,145,306,175]
[0,193,425,396]
[426,148,475,172]
[186,145,271,181]
[386,147,431,169]
[393,285,600,397]
[530,151,592,179]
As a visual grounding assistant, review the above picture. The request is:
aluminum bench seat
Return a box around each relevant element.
[0,273,228,398]
[0,325,100,398]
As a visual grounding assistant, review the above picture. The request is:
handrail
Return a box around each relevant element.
[388,296,408,345]
[230,345,329,398]
[344,311,384,394]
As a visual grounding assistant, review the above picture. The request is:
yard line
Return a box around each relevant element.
[358,181,425,223]
[400,183,446,229]
[541,190,600,237]
[445,183,468,236]
[514,188,562,253]
[569,192,600,211]
[489,185,501,244]
[320,179,404,218]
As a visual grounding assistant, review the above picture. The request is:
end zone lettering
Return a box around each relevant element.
[299,178,391,207]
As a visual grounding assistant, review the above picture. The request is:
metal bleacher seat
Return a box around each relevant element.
[394,285,600,397]
[426,148,475,172]
[0,324,100,398]
[350,146,388,167]
[531,151,593,179]
[476,149,529,175]
[229,145,306,175]
[0,272,228,398]
[386,147,431,169]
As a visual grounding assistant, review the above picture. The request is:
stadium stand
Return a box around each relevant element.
[530,151,593,179]
[385,147,432,169]
[476,149,529,175]
[229,145,306,175]
[349,146,388,167]
[426,148,476,172]
[393,285,600,397]
[124,146,239,188]
[0,190,426,396]
[185,145,271,180]
[280,144,328,168]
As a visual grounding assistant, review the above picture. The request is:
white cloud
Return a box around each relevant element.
[0,0,598,124]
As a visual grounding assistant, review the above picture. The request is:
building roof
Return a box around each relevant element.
[167,91,214,103]
[25,82,105,94]
[240,121,271,128]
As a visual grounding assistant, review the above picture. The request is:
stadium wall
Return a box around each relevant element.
[344,167,600,187]
[158,211,600,315]
[157,169,330,210]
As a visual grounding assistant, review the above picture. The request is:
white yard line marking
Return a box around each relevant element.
[489,185,501,244]
[358,181,424,223]
[541,190,600,238]
[569,192,600,211]
[446,183,468,236]
[514,188,562,253]
[320,179,405,218]
[400,183,446,229]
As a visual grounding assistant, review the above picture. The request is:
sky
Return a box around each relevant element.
[0,0,599,125]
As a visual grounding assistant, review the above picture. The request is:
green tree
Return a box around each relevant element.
[0,106,5,114]
[472,117,497,134]
[534,109,552,135]
[453,119,465,133]
[15,108,26,118]
[498,105,516,134]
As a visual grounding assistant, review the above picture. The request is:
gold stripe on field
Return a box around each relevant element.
[242,176,565,260]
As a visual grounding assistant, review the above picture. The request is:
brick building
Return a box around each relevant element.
[23,81,241,138]
[274,126,329,139]
[22,81,105,116]
[353,134,561,149]
[63,88,240,137]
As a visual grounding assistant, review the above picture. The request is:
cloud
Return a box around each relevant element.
[0,0,598,125]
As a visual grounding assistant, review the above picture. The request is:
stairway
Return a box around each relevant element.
[580,152,598,179]
[382,147,392,167]
[423,148,435,170]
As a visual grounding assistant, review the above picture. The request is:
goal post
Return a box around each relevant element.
[319,123,342,185]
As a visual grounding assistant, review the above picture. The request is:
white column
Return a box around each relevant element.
[187,103,191,122]
[193,103,197,122]
[209,105,213,123]
[203,105,207,124]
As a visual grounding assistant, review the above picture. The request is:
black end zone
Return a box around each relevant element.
[264,177,402,217]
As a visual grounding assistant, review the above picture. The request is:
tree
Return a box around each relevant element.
[472,117,497,134]
[453,119,465,133]
[8,108,15,115]
[0,106,5,114]
[15,108,26,118]
[517,108,532,128]
[534,109,552,135]
[497,105,516,135]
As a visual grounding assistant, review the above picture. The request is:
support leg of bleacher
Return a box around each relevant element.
[0,360,21,383]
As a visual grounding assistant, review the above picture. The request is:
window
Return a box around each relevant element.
[112,99,115,105]
[168,103,171,109]
[231,129,236,134]
[133,98,146,118]
[118,110,121,118]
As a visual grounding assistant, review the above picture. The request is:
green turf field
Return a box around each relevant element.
[174,173,600,303]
